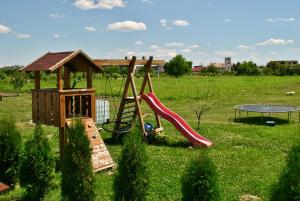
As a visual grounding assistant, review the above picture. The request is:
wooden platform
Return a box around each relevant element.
[66,118,115,172]
[0,182,10,193]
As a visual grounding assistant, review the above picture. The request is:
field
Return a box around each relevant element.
[1,76,300,201]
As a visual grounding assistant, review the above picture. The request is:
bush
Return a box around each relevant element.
[270,142,300,201]
[0,117,21,186]
[181,152,220,201]
[164,55,192,77]
[10,71,28,93]
[19,125,54,201]
[113,128,149,201]
[61,119,95,201]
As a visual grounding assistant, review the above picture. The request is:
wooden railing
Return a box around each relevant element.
[32,88,96,127]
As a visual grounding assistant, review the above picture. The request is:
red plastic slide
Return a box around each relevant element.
[141,92,213,147]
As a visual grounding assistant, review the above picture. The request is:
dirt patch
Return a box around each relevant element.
[239,194,261,201]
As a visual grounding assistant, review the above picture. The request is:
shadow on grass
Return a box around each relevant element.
[103,132,192,148]
[233,116,289,126]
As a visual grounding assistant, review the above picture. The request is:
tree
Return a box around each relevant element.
[19,125,54,201]
[61,119,95,201]
[235,61,260,75]
[164,55,192,77]
[189,88,216,129]
[270,141,300,201]
[0,116,21,186]
[181,152,220,201]
[113,128,149,201]
[10,71,28,93]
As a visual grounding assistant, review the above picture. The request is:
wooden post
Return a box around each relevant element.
[35,71,40,90]
[64,66,70,89]
[87,67,92,89]
[59,127,65,161]
[57,68,63,90]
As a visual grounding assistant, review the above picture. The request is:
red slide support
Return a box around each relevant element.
[141,92,213,147]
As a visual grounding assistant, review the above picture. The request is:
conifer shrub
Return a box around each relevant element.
[113,128,149,201]
[0,116,21,186]
[61,119,95,201]
[181,152,220,201]
[270,142,300,201]
[19,125,55,201]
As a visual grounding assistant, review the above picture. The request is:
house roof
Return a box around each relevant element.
[21,50,101,72]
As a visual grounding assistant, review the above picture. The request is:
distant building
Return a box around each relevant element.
[192,66,205,72]
[267,60,298,67]
[210,57,232,72]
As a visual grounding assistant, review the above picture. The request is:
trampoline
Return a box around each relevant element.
[234,104,300,122]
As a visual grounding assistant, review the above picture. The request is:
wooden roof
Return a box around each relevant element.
[21,50,101,72]
[94,59,165,67]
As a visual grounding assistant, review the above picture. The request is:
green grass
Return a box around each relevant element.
[0,76,300,200]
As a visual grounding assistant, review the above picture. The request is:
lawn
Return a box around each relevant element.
[1,76,300,201]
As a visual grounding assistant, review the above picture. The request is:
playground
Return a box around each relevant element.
[0,53,300,200]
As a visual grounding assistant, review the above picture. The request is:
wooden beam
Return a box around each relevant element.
[34,71,40,90]
[87,67,92,88]
[57,68,63,90]
[94,59,165,67]
[64,66,70,89]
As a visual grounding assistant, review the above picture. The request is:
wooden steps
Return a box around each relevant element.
[66,118,115,172]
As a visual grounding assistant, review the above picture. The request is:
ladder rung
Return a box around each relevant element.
[125,97,136,103]
[122,110,136,115]
[123,105,136,110]
[121,115,133,120]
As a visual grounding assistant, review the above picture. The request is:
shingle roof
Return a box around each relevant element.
[21,50,101,72]
[22,51,74,72]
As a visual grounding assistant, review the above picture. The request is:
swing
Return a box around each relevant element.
[101,69,134,135]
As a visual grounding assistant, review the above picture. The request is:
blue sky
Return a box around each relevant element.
[0,0,300,66]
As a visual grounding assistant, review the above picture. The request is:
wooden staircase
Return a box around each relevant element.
[66,118,115,172]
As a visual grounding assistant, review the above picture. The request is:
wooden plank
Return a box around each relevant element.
[38,91,45,124]
[59,95,65,127]
[45,92,52,125]
[53,92,60,127]
[32,91,38,123]
[94,59,165,66]
[91,93,96,121]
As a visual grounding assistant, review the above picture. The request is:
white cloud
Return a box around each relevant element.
[150,44,159,49]
[0,24,11,34]
[85,26,97,32]
[107,21,147,31]
[165,42,185,47]
[270,51,278,55]
[238,45,254,50]
[74,0,126,10]
[182,49,191,53]
[15,33,31,39]
[256,38,294,46]
[187,44,199,49]
[224,19,231,23]
[213,51,236,57]
[142,0,153,4]
[160,19,167,27]
[49,13,65,18]
[173,20,189,26]
[53,34,61,38]
[135,40,143,45]
[265,17,296,22]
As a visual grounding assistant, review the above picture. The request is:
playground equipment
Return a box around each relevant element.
[234,104,300,122]
[95,56,213,147]
[21,50,115,172]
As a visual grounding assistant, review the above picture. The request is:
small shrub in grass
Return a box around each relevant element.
[61,119,95,201]
[19,125,55,201]
[181,151,220,201]
[270,141,300,201]
[0,116,21,186]
[113,128,149,201]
